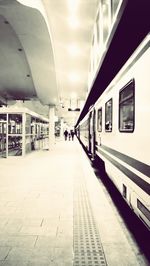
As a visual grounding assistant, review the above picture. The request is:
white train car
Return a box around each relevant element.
[77,34,150,229]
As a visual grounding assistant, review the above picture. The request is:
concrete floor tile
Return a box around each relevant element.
[0,260,28,266]
[0,247,10,260]
[47,259,73,266]
[19,226,56,236]
[0,219,8,228]
[2,224,22,235]
[0,140,148,266]
[31,247,54,258]
[55,236,73,248]
[0,236,8,246]
[53,247,73,260]
[27,256,51,266]
[6,236,37,248]
[97,219,128,244]
[103,243,140,266]
[35,236,56,248]
[5,247,32,261]
[22,218,44,227]
[42,218,60,228]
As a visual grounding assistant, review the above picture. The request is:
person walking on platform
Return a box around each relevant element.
[70,130,75,141]
[64,129,68,141]
[68,132,71,141]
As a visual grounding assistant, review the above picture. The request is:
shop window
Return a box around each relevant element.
[0,114,7,134]
[8,136,22,156]
[119,79,135,132]
[8,114,22,134]
[0,114,7,157]
[105,99,112,132]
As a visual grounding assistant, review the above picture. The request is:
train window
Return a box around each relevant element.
[119,79,135,132]
[96,11,100,45]
[123,184,127,199]
[105,98,112,132]
[8,114,22,134]
[97,108,102,132]
[137,199,150,221]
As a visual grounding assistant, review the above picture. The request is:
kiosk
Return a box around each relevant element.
[0,107,49,157]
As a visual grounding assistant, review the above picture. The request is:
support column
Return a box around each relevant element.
[22,112,26,156]
[49,106,55,150]
[60,117,64,139]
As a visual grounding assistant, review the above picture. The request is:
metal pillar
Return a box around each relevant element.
[49,106,55,150]
[60,117,64,139]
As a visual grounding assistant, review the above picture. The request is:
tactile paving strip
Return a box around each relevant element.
[73,178,107,266]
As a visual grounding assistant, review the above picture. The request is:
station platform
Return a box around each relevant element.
[0,138,148,266]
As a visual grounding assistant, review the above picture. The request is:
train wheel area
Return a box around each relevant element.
[0,137,149,266]
[91,155,150,263]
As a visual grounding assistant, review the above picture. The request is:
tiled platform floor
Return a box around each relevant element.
[0,138,148,266]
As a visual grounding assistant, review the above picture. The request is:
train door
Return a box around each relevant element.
[76,125,80,139]
[88,109,96,159]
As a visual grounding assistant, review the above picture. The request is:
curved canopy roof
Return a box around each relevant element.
[0,0,99,126]
[0,0,58,105]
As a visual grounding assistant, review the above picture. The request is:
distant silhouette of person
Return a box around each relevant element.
[64,130,68,141]
[68,132,71,141]
[70,130,75,140]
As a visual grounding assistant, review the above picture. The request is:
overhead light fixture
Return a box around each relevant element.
[69,73,79,83]
[68,16,79,29]
[67,0,79,12]
[68,44,80,56]
[68,108,80,112]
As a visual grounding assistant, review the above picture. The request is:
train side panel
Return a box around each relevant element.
[94,36,150,228]
[78,35,150,229]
